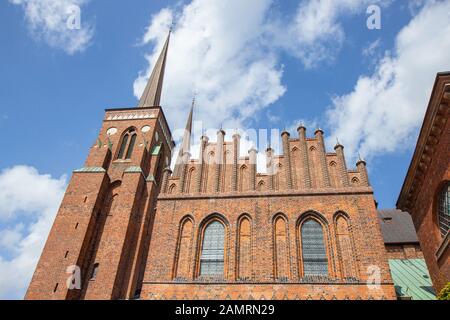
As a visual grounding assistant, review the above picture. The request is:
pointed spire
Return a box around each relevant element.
[137,31,171,108]
[181,98,194,154]
[173,98,194,177]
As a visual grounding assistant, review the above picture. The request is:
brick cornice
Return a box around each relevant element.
[397,72,450,212]
[142,280,394,286]
[158,187,374,200]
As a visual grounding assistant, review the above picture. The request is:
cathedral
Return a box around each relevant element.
[25,32,397,300]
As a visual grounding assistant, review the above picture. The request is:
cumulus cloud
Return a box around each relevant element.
[9,0,94,54]
[0,166,67,299]
[277,0,390,68]
[133,0,394,143]
[134,0,286,135]
[362,38,381,58]
[326,0,450,163]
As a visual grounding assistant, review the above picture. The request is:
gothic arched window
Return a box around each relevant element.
[274,216,289,280]
[335,215,357,279]
[174,218,194,279]
[117,129,137,160]
[438,182,450,237]
[237,216,252,280]
[301,219,328,276]
[125,133,137,159]
[200,221,225,277]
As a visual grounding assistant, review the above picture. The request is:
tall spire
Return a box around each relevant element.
[173,99,194,177]
[137,31,171,108]
[181,98,195,153]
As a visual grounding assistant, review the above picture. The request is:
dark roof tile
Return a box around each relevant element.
[377,209,419,244]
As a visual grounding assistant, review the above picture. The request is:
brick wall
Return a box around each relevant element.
[384,244,424,260]
[26,107,173,300]
[142,192,396,300]
[411,115,450,292]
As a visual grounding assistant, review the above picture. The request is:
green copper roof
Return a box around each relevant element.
[124,166,143,173]
[389,259,436,300]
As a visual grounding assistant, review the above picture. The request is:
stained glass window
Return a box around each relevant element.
[200,221,225,277]
[438,183,450,237]
[302,219,328,276]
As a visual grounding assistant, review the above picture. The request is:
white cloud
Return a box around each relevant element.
[326,0,450,163]
[362,38,381,58]
[134,0,287,134]
[278,0,390,68]
[9,0,93,54]
[134,0,394,141]
[0,166,67,300]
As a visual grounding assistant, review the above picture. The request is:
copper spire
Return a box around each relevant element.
[137,31,171,108]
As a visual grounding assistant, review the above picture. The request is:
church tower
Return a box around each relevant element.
[26,29,396,300]
[25,33,174,300]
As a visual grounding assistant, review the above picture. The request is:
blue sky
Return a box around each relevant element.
[0,0,449,299]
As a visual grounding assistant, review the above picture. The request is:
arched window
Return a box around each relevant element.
[174,218,194,279]
[186,167,196,194]
[117,134,129,159]
[274,216,289,280]
[200,221,225,277]
[117,129,137,160]
[351,177,360,186]
[237,216,252,280]
[257,181,265,191]
[205,152,215,192]
[239,165,248,192]
[335,215,357,279]
[168,184,176,194]
[329,161,339,188]
[125,133,137,159]
[301,219,328,276]
[438,183,450,237]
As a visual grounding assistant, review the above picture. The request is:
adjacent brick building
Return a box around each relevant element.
[377,209,435,300]
[397,72,450,293]
[378,209,423,260]
[26,32,397,300]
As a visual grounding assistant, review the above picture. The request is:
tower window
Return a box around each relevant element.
[199,221,225,277]
[438,182,450,237]
[117,134,129,159]
[151,144,162,156]
[301,219,328,276]
[117,129,137,160]
[90,263,99,280]
[125,133,137,159]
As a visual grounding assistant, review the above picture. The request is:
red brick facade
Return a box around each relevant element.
[140,128,395,300]
[384,244,423,260]
[25,107,174,300]
[25,32,397,300]
[397,72,450,293]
